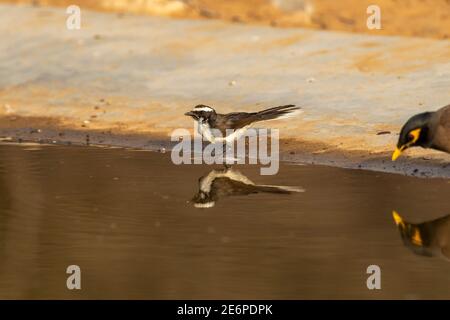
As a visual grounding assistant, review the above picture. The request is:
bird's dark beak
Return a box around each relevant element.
[185,111,195,117]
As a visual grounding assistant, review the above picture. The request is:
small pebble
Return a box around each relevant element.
[3,104,13,114]
[221,236,230,244]
[231,16,242,23]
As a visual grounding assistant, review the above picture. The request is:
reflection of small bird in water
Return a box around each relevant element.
[184,104,302,143]
[392,210,450,260]
[191,168,304,208]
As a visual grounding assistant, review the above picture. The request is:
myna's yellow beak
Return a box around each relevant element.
[392,210,404,226]
[392,147,402,161]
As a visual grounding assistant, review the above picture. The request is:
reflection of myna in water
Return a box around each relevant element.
[185,104,302,143]
[392,104,450,160]
[192,168,304,208]
[392,211,450,260]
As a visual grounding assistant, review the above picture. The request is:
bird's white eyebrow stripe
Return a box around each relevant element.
[193,106,214,112]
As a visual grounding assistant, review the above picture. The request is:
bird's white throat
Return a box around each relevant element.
[197,119,249,143]
[171,123,281,175]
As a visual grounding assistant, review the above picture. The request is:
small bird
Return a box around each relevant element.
[392,104,450,161]
[191,167,304,208]
[392,210,450,260]
[185,104,302,143]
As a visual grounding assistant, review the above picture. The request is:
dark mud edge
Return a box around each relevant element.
[0,116,448,179]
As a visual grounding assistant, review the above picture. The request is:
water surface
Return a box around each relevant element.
[0,143,449,299]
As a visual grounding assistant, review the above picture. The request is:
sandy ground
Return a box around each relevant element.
[1,0,449,39]
[0,4,449,177]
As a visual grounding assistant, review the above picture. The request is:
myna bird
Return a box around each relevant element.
[185,104,302,143]
[392,210,450,260]
[191,167,304,208]
[392,104,450,161]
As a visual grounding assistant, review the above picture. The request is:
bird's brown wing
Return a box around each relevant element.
[215,112,258,134]
[421,214,450,259]
[212,178,295,198]
[211,177,260,197]
[433,105,450,152]
[215,105,300,135]
[437,104,450,127]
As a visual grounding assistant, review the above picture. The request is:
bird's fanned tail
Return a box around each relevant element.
[255,184,305,194]
[254,105,302,122]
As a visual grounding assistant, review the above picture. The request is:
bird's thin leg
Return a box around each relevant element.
[222,142,232,169]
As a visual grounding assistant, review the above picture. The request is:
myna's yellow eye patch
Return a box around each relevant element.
[411,228,423,246]
[409,128,421,143]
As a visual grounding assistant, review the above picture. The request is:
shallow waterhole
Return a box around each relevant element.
[0,143,449,299]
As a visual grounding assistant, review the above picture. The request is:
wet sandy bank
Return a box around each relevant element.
[0,115,448,179]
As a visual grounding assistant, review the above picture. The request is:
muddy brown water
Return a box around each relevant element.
[0,143,449,299]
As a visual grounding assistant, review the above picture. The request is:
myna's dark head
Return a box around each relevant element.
[392,112,432,161]
[392,211,432,257]
[184,105,217,122]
